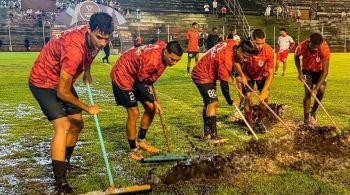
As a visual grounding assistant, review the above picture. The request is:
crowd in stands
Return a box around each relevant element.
[203,0,228,19]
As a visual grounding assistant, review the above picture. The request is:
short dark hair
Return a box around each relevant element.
[251,29,265,39]
[239,40,256,54]
[166,41,183,56]
[310,33,323,45]
[89,12,113,34]
[280,28,287,32]
[192,22,198,27]
[212,27,217,31]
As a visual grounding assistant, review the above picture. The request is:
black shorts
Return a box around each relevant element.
[188,52,199,59]
[29,83,82,121]
[112,82,154,108]
[195,83,218,105]
[242,79,266,94]
[303,70,326,86]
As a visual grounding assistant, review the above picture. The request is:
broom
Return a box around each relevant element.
[140,85,188,163]
[87,84,151,194]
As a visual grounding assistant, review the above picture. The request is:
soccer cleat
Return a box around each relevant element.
[208,137,229,145]
[309,116,317,126]
[55,182,73,195]
[254,120,267,134]
[137,139,160,154]
[129,148,144,160]
[274,72,278,76]
[281,73,285,76]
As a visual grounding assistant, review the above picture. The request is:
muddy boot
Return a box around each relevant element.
[207,116,228,145]
[254,110,267,133]
[52,160,73,195]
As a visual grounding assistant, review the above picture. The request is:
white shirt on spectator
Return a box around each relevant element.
[213,0,217,8]
[204,4,209,12]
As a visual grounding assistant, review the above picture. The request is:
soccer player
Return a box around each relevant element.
[191,39,256,144]
[294,33,330,126]
[110,41,183,160]
[186,22,200,74]
[29,13,113,194]
[275,28,295,76]
[234,29,275,133]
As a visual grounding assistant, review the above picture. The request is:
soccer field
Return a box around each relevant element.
[0,52,349,194]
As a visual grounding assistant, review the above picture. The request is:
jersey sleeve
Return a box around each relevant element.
[60,37,83,76]
[266,48,275,69]
[289,36,295,49]
[320,42,330,60]
[218,47,233,81]
[294,43,303,57]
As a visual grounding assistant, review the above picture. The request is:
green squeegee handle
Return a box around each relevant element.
[87,84,115,187]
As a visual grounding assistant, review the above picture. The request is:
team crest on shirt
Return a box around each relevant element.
[316,57,321,63]
[258,60,264,67]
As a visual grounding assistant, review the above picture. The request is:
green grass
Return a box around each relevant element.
[0,52,349,194]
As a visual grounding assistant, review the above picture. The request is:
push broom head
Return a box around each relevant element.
[141,155,188,163]
[105,184,152,194]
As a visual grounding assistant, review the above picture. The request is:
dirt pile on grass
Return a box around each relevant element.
[226,103,288,127]
[159,126,350,185]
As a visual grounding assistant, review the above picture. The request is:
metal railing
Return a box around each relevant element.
[226,0,250,39]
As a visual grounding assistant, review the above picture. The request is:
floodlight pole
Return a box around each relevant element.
[273,26,276,51]
[8,19,12,51]
[42,21,46,46]
[345,24,347,53]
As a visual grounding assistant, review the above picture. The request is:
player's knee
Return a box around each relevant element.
[53,120,71,136]
[127,107,139,119]
[71,120,84,133]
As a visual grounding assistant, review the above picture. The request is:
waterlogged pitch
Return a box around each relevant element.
[0,52,349,194]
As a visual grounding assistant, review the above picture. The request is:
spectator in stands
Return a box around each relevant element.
[186,22,200,75]
[221,5,227,21]
[135,34,142,47]
[26,7,33,19]
[276,5,282,18]
[199,31,208,51]
[0,39,3,48]
[264,5,271,17]
[136,8,141,19]
[24,38,30,51]
[341,11,347,21]
[212,0,218,15]
[295,33,330,126]
[227,28,241,42]
[206,27,221,50]
[204,3,210,16]
[296,9,301,22]
[275,28,295,76]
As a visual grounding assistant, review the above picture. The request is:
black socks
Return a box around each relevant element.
[138,128,148,140]
[52,160,67,186]
[65,146,75,165]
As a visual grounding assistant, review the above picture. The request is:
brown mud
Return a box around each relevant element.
[226,103,288,127]
[152,125,350,189]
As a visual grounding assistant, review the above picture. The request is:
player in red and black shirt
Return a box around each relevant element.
[192,39,256,144]
[294,33,330,126]
[29,13,113,194]
[235,29,275,133]
[111,41,183,160]
[186,22,200,74]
